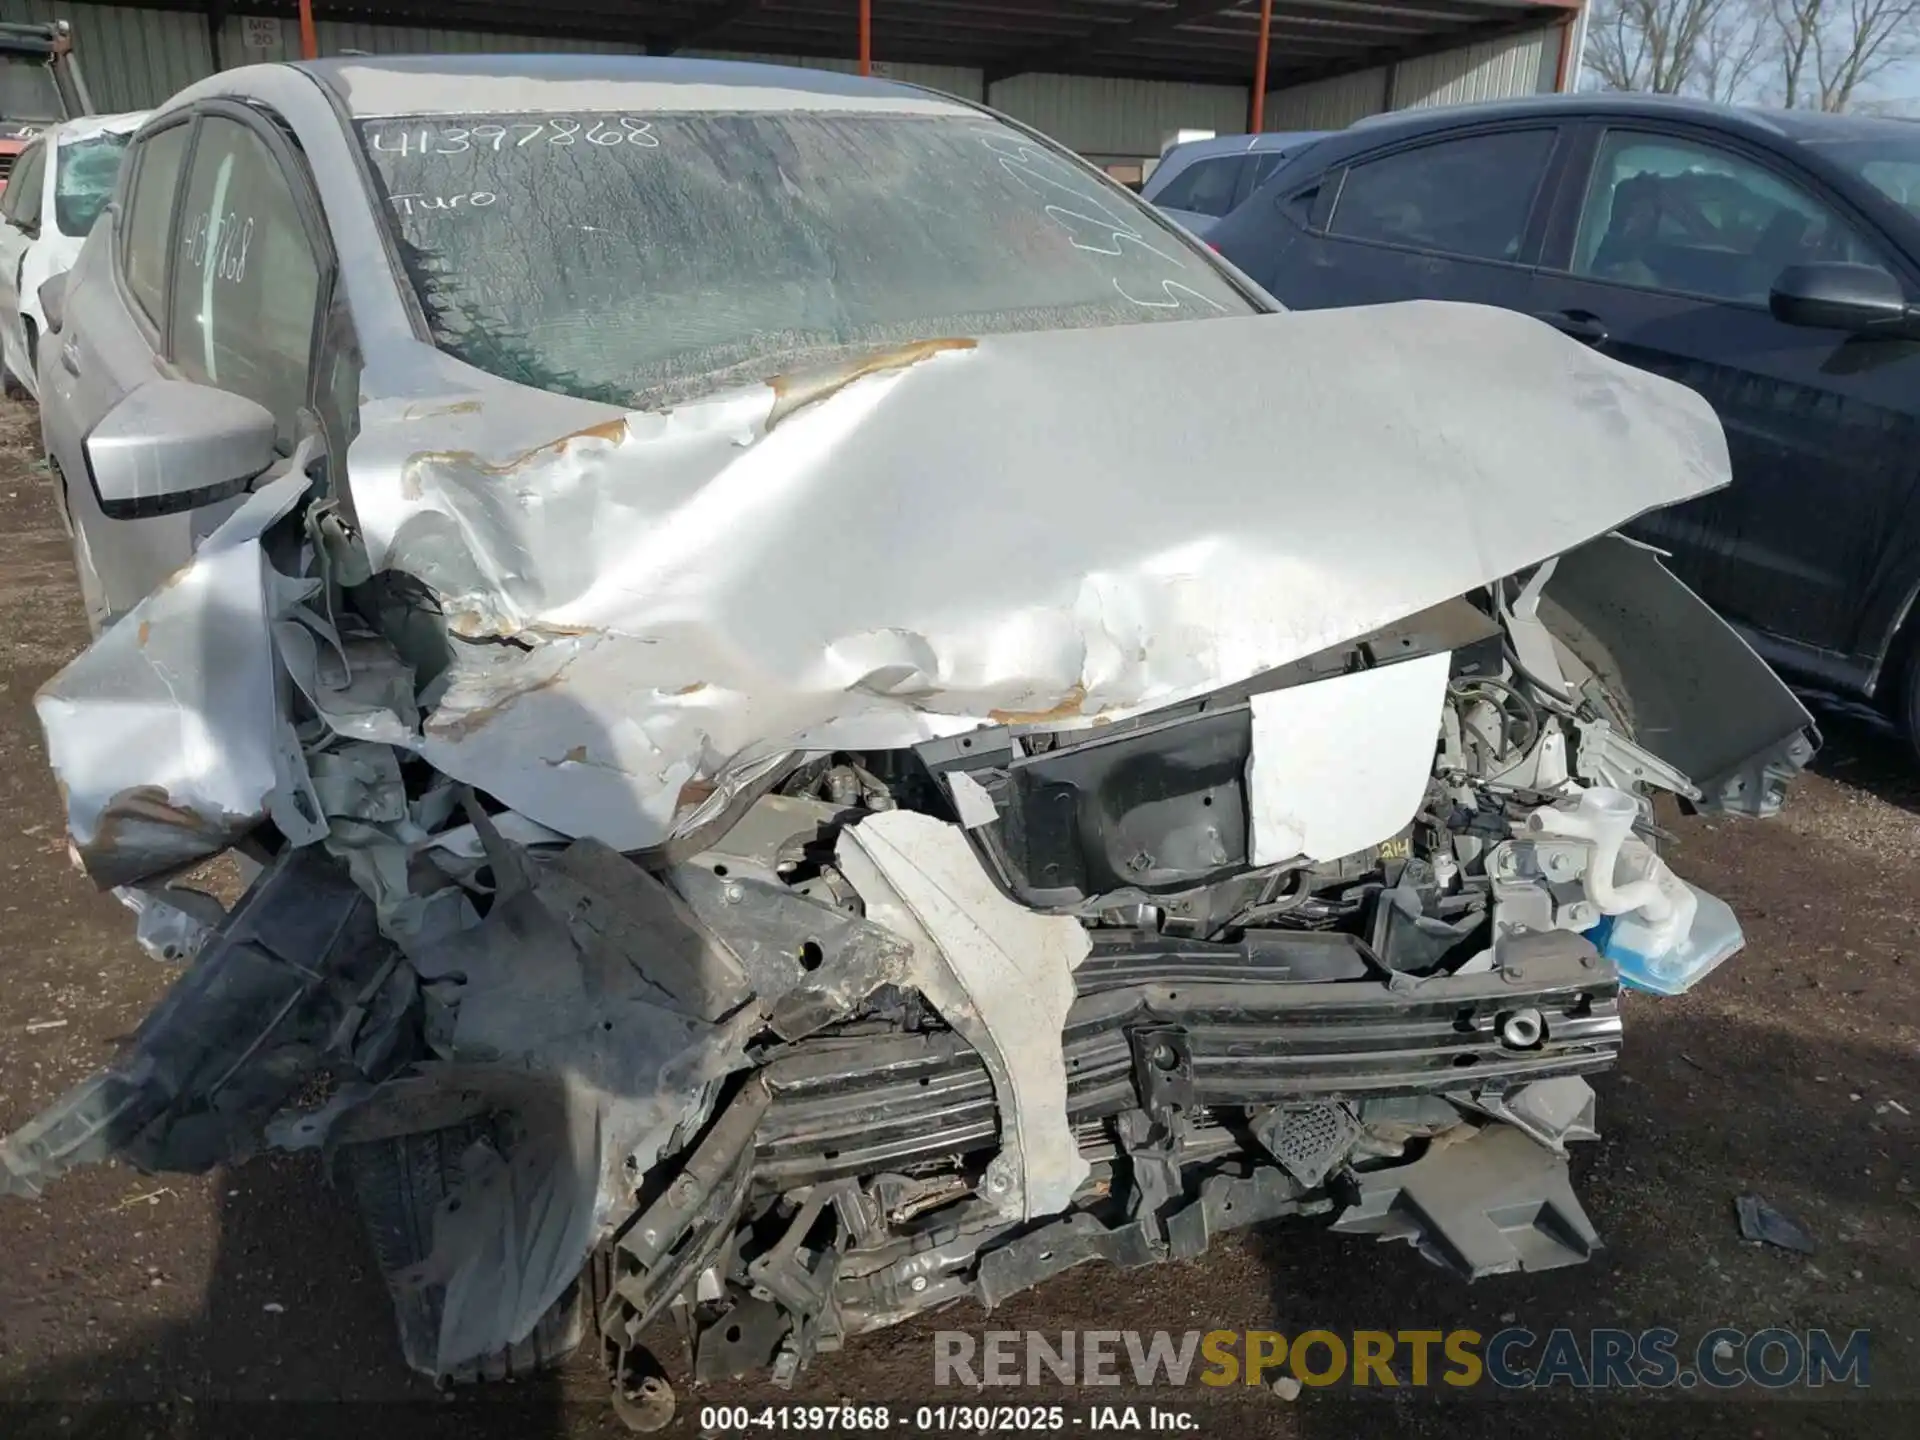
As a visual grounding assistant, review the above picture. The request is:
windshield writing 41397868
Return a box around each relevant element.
[357,109,1248,406]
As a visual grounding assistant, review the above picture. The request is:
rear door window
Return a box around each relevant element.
[120,122,191,326]
[1154,155,1249,217]
[1329,129,1557,263]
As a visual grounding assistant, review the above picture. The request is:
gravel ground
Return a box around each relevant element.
[0,396,1912,1439]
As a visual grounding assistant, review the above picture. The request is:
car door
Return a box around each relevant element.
[48,103,341,630]
[1529,124,1920,670]
[0,138,46,381]
[1246,124,1567,312]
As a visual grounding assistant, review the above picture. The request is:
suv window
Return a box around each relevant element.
[1154,155,1248,217]
[121,122,190,325]
[1570,131,1881,304]
[1329,129,1556,263]
[169,115,320,432]
[3,142,45,228]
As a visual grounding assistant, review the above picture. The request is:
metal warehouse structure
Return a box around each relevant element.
[0,0,1588,165]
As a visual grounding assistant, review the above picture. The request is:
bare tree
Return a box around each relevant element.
[1764,0,1920,110]
[1697,0,1775,97]
[1586,0,1919,108]
[1587,0,1764,95]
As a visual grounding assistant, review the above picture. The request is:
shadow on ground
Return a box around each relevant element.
[1805,704,1920,817]
[0,1154,614,1438]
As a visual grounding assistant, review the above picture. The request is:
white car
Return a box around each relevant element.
[0,108,145,399]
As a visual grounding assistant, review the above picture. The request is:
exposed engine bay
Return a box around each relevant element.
[1,550,1813,1413]
[0,304,1817,1422]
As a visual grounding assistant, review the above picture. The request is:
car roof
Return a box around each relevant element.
[48,110,150,145]
[1343,92,1920,148]
[1161,130,1328,164]
[300,53,975,119]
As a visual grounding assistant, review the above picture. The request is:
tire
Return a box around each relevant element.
[341,1117,586,1382]
[1895,640,1920,767]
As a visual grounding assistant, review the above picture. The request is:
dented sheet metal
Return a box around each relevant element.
[335,301,1730,852]
[834,811,1090,1220]
[36,470,327,887]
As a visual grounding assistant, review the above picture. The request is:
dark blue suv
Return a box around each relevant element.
[1210,95,1920,752]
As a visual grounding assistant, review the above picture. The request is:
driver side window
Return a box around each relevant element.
[1569,131,1883,305]
[167,115,320,438]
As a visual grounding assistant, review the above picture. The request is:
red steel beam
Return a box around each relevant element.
[299,0,317,58]
[860,0,873,74]
[1250,0,1274,131]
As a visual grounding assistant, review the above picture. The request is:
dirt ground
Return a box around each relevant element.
[0,394,1912,1440]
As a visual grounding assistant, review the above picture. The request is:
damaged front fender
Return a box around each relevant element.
[36,468,328,889]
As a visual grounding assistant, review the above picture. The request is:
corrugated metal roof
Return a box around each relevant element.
[685,48,984,101]
[0,0,208,111]
[231,18,638,65]
[1390,25,1558,109]
[987,71,1247,157]
[1263,64,1391,130]
[0,3,1564,160]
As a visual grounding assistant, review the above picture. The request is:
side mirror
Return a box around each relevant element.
[1769,262,1916,334]
[37,271,66,332]
[85,379,277,521]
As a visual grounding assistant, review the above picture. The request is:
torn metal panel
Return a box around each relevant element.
[390,838,758,1372]
[1543,535,1816,815]
[833,811,1089,1220]
[35,470,327,889]
[342,301,1736,851]
[1245,651,1451,867]
[666,864,914,1041]
[539,840,753,1023]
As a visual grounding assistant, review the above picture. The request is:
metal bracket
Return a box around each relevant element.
[1128,1025,1194,1119]
[1574,717,1700,800]
[1498,559,1571,701]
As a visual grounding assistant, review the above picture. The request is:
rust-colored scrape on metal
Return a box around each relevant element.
[404,399,484,421]
[402,417,631,492]
[136,620,151,649]
[82,784,246,886]
[676,776,718,810]
[766,338,978,433]
[988,683,1088,725]
[426,665,573,743]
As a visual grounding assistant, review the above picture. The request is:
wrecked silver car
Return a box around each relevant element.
[5,54,1814,1423]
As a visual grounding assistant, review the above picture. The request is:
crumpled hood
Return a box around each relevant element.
[350,300,1729,851]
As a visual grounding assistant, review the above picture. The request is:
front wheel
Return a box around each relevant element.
[340,1117,587,1382]
[1895,642,1920,768]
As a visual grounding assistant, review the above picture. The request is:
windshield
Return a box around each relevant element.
[1816,138,1920,221]
[0,57,61,123]
[357,110,1252,406]
[54,132,131,236]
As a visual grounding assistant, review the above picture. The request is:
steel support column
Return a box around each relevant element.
[859,0,872,75]
[1249,0,1273,132]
